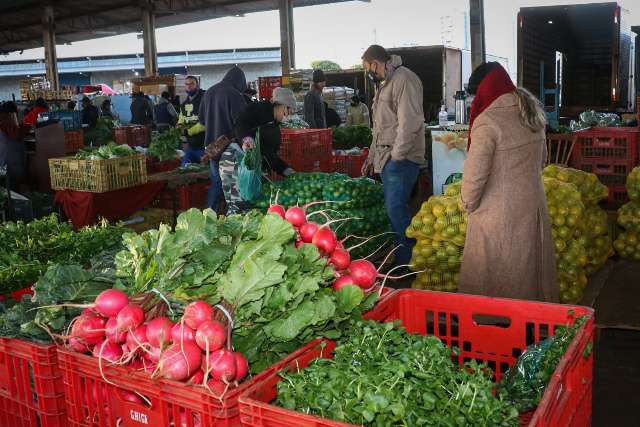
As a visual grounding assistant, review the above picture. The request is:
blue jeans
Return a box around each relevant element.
[208,160,223,212]
[381,159,420,266]
[181,147,204,166]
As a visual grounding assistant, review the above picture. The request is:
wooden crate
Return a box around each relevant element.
[48,154,147,193]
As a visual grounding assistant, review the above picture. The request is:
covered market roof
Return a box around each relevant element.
[0,0,364,54]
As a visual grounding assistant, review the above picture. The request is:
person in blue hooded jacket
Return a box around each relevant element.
[198,66,248,212]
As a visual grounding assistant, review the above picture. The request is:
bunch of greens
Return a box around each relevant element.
[74,142,135,160]
[280,115,309,129]
[497,314,590,411]
[332,125,372,149]
[0,264,116,342]
[84,117,116,146]
[148,128,181,161]
[115,208,377,372]
[0,215,125,294]
[277,320,519,426]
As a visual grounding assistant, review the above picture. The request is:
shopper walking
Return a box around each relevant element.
[304,69,327,128]
[458,62,557,302]
[100,99,119,121]
[218,87,297,214]
[154,91,178,131]
[130,92,153,126]
[199,65,247,212]
[178,76,207,165]
[346,95,370,127]
[361,44,425,268]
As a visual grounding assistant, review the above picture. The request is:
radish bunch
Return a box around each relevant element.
[268,204,391,292]
[65,290,248,395]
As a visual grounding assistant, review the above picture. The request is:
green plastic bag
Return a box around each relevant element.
[238,129,263,202]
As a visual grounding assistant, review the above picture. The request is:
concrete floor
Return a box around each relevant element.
[586,259,640,427]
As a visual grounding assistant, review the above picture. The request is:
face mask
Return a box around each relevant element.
[367,63,382,83]
[186,89,198,97]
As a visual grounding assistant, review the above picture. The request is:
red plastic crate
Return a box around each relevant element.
[279,129,333,173]
[239,290,594,427]
[57,347,289,427]
[155,181,210,211]
[332,154,366,178]
[64,130,84,154]
[146,158,181,174]
[0,338,66,427]
[258,77,282,101]
[570,127,639,167]
[0,286,34,302]
[112,126,151,147]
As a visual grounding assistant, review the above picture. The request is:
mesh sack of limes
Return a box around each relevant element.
[255,172,392,259]
[613,167,640,261]
[407,165,612,303]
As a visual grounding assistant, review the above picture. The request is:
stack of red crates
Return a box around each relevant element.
[332,154,367,177]
[155,181,210,211]
[64,129,84,154]
[258,77,282,101]
[570,127,639,204]
[279,129,333,173]
[0,287,66,427]
[113,125,151,147]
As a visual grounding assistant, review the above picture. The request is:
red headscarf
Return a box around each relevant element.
[468,64,515,149]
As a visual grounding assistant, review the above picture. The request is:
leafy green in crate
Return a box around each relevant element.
[148,128,181,161]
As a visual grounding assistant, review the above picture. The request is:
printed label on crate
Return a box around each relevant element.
[130,409,149,425]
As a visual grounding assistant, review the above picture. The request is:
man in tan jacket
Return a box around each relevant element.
[362,45,425,267]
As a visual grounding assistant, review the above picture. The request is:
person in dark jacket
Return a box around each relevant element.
[243,87,258,105]
[199,65,247,211]
[304,69,327,128]
[218,87,297,214]
[100,99,119,121]
[130,92,153,125]
[179,76,207,165]
[324,101,342,128]
[81,96,99,128]
[154,91,178,131]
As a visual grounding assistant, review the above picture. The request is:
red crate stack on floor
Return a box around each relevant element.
[279,129,333,173]
[113,125,151,147]
[332,154,366,177]
[570,128,639,204]
[239,289,594,427]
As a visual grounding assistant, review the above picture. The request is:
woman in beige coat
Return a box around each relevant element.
[459,62,558,302]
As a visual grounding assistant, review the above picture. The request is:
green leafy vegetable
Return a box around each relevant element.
[277,320,519,426]
[148,128,181,161]
[332,125,372,149]
[74,142,135,160]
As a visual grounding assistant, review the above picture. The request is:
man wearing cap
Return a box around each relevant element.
[303,69,327,128]
[218,87,297,214]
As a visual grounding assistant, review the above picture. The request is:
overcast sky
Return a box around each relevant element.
[2,0,638,78]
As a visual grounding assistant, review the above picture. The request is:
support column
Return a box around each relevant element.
[42,5,59,91]
[279,0,295,75]
[141,1,158,77]
[469,0,486,71]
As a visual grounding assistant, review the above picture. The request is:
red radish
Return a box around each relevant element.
[68,337,90,353]
[335,241,344,250]
[171,322,196,344]
[349,259,378,289]
[92,340,123,363]
[330,248,351,271]
[206,349,236,383]
[146,317,174,348]
[129,358,144,370]
[299,222,319,243]
[285,206,306,227]
[332,275,358,291]
[183,301,214,330]
[267,204,286,218]
[116,304,144,332]
[105,317,127,344]
[81,308,97,316]
[94,289,129,318]
[158,342,202,381]
[188,370,205,385]
[71,315,106,346]
[118,390,144,405]
[141,360,157,373]
[143,346,162,364]
[233,352,249,381]
[312,227,338,255]
[195,320,226,352]
[206,379,228,395]
[126,324,148,354]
